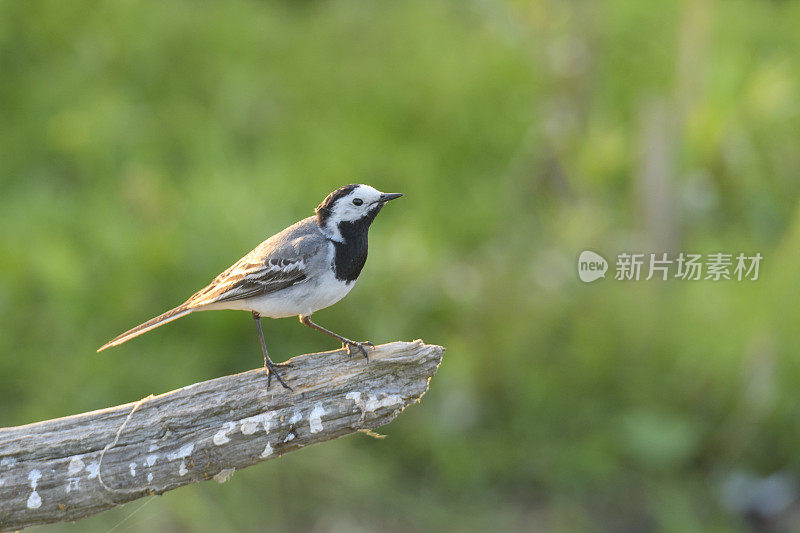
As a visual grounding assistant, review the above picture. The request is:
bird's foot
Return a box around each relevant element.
[264,362,293,391]
[341,340,375,359]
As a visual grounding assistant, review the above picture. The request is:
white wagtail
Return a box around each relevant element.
[98,184,403,390]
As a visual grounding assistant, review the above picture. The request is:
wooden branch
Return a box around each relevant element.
[0,340,444,530]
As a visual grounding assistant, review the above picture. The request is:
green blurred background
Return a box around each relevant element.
[2,0,800,531]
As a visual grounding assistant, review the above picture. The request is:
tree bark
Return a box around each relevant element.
[0,340,444,530]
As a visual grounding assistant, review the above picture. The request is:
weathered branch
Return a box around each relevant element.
[0,340,443,530]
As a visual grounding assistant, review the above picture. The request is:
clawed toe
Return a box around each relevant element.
[342,340,375,359]
[264,364,293,391]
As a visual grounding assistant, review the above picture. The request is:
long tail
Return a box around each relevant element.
[97,305,193,352]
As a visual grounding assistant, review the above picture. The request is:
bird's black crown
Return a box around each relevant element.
[315,184,359,224]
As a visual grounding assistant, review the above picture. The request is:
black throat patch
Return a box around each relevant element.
[330,207,381,282]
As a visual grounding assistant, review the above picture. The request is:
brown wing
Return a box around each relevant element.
[185,252,309,308]
[183,227,326,308]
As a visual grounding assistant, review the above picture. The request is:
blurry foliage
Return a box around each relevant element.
[2,0,800,531]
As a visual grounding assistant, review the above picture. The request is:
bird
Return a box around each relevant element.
[97,184,403,390]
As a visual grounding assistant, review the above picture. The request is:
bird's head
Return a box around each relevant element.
[315,184,402,240]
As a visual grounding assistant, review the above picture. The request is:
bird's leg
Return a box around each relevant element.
[252,312,292,390]
[298,314,374,359]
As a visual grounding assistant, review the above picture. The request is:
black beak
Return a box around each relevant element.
[379,193,403,203]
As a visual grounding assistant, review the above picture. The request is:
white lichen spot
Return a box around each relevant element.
[213,468,235,483]
[148,443,158,452]
[178,461,188,476]
[1,457,17,468]
[260,443,274,458]
[146,454,158,467]
[167,443,194,461]
[27,469,42,509]
[67,456,85,475]
[28,469,42,485]
[86,462,100,480]
[240,419,258,435]
[364,394,403,412]
[147,473,153,483]
[309,404,325,434]
[283,433,295,443]
[347,391,365,417]
[289,411,302,424]
[240,412,275,435]
[347,392,403,422]
[213,422,236,445]
[346,391,362,402]
[27,490,42,509]
[0,477,5,487]
[129,462,137,477]
[66,477,80,494]
[261,413,275,434]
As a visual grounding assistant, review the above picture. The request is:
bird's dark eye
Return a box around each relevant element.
[352,198,363,206]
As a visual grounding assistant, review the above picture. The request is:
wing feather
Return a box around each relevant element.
[184,233,321,308]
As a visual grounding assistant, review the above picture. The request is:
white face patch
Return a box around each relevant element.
[322,185,386,240]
